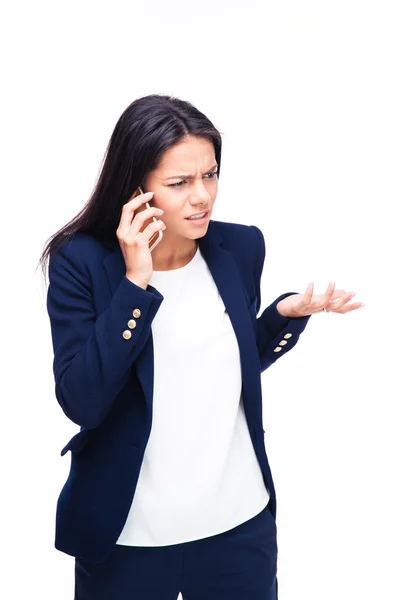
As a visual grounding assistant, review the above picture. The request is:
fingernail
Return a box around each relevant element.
[349,292,356,299]
[157,209,164,214]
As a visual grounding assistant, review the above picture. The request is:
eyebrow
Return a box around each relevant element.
[164,163,219,180]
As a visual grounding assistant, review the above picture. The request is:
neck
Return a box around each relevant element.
[151,237,198,271]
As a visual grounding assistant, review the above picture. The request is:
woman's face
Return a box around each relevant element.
[141,135,218,242]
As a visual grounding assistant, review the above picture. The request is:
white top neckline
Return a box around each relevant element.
[152,244,200,274]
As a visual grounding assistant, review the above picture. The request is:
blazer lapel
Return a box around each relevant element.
[199,227,263,432]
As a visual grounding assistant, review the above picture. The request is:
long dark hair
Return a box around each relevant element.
[37,94,223,281]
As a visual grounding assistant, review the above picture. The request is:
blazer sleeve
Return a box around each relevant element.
[250,225,312,373]
[46,241,164,429]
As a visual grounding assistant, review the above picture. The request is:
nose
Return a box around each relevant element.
[189,180,211,206]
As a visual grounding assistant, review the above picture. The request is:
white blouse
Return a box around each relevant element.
[116,244,269,546]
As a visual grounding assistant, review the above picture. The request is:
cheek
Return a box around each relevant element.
[157,194,184,217]
[153,188,173,210]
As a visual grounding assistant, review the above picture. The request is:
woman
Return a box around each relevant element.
[39,94,363,599]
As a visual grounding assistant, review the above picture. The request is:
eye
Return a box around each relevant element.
[168,171,218,188]
[169,180,186,188]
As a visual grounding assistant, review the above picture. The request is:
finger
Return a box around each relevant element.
[127,188,153,204]
[326,281,336,298]
[133,219,166,246]
[302,282,314,305]
[329,289,348,299]
[319,281,336,311]
[332,302,364,314]
[117,192,155,237]
[127,190,155,208]
[328,290,356,311]
[120,204,162,240]
[339,290,356,308]
[125,207,165,241]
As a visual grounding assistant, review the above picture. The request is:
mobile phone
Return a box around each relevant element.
[136,185,163,252]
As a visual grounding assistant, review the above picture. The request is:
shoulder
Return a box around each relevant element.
[209,220,265,288]
[209,219,264,255]
[210,218,261,239]
[48,232,112,280]
[51,231,110,261]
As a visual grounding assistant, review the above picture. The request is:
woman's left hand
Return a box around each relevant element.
[276,282,365,318]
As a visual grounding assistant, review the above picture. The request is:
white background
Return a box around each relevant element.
[1,1,399,598]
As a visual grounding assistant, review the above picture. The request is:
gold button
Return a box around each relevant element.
[284,333,292,339]
[122,330,132,340]
[127,319,137,329]
[133,309,141,318]
[279,340,287,346]
[273,346,282,353]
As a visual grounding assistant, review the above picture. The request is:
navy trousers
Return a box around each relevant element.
[75,502,278,599]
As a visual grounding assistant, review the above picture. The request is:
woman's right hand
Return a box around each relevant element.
[116,191,166,289]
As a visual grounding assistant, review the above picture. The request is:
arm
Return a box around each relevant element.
[46,242,163,429]
[250,225,312,372]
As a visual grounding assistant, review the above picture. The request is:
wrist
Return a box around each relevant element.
[276,298,294,318]
[125,273,148,290]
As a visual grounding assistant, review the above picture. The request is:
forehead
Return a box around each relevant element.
[156,136,215,172]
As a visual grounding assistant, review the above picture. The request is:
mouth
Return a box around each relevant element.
[185,210,210,224]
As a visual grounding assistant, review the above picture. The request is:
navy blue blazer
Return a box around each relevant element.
[47,219,311,563]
